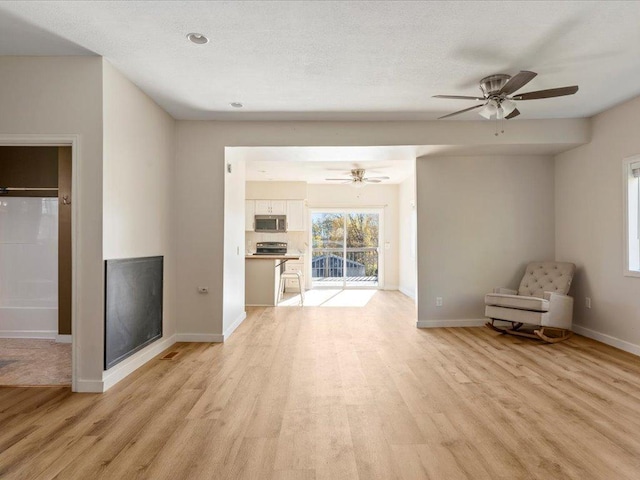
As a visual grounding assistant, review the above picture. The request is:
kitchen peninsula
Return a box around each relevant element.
[245,254,300,306]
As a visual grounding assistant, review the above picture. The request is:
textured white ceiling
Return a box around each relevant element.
[238,146,416,183]
[1,1,639,121]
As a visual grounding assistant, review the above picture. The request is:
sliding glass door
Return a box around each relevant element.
[311,209,381,288]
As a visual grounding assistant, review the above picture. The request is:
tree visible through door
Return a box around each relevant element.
[311,211,380,287]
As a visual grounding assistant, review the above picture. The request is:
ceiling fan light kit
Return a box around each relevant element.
[433,70,579,133]
[478,100,498,119]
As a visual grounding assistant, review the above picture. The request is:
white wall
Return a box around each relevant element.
[176,120,588,338]
[0,56,104,389]
[555,94,640,351]
[416,155,556,325]
[246,181,307,200]
[398,173,417,299]
[102,61,177,384]
[0,197,58,337]
[307,183,400,289]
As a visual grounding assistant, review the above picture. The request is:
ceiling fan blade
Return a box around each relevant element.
[364,176,390,181]
[364,179,382,183]
[437,104,485,119]
[505,108,520,120]
[433,95,485,101]
[498,70,537,95]
[512,86,579,100]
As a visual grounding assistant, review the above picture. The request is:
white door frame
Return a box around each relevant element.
[0,134,80,391]
[309,207,385,289]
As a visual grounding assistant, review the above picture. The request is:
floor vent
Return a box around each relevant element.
[160,351,180,360]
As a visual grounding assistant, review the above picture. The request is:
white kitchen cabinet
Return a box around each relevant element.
[254,200,271,214]
[245,200,255,231]
[286,200,305,231]
[270,200,287,215]
[254,200,286,215]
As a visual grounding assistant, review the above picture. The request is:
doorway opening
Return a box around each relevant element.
[225,146,417,319]
[311,209,382,288]
[0,145,73,387]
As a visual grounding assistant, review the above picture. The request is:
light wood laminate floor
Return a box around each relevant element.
[1,291,640,479]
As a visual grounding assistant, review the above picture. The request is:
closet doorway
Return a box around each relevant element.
[0,146,72,386]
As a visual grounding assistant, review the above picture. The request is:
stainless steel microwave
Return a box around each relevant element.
[254,215,287,233]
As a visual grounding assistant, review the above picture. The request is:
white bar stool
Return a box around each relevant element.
[278,271,304,306]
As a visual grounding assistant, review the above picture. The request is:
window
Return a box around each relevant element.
[624,155,640,276]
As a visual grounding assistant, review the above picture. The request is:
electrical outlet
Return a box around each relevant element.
[436,297,443,307]
[198,287,209,294]
[585,297,591,309]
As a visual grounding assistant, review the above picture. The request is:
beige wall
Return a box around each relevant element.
[175,120,587,337]
[398,174,417,299]
[555,94,640,350]
[175,122,224,337]
[0,57,180,391]
[223,150,246,337]
[307,183,400,289]
[416,155,556,325]
[102,61,177,363]
[0,56,104,390]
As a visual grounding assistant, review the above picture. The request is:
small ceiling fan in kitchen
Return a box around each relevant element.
[325,168,389,187]
[433,70,579,122]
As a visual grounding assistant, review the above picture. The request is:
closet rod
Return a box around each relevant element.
[0,187,59,192]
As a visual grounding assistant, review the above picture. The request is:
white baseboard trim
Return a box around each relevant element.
[75,379,105,393]
[56,334,72,343]
[572,324,640,357]
[399,286,416,299]
[175,333,224,343]
[417,318,485,328]
[102,334,177,392]
[223,311,246,340]
[0,330,57,339]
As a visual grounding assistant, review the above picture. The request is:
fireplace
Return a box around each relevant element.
[104,256,163,369]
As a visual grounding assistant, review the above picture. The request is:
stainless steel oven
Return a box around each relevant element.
[254,215,287,233]
[253,242,288,255]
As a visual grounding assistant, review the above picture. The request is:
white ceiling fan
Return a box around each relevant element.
[325,168,390,187]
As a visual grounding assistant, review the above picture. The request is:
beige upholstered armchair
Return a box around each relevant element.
[484,261,576,343]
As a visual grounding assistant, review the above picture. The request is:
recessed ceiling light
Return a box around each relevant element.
[230,102,243,108]
[187,33,208,45]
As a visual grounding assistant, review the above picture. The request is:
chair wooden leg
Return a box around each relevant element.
[534,327,573,343]
[487,320,573,343]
